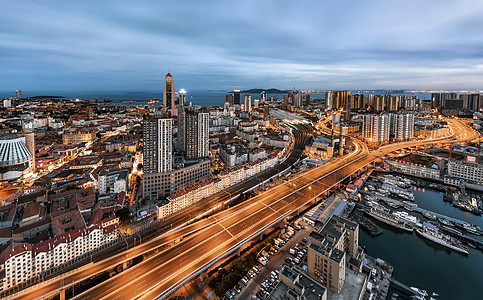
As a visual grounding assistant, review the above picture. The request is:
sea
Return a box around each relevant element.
[361,185,483,300]
[0,90,434,108]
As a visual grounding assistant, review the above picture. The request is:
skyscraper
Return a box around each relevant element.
[179,107,209,159]
[143,117,172,174]
[244,94,252,112]
[431,93,441,108]
[363,114,390,143]
[226,94,234,106]
[15,90,22,98]
[293,91,302,108]
[394,114,414,141]
[233,90,241,105]
[260,91,267,103]
[163,73,175,115]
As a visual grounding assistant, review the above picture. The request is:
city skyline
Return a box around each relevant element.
[2,1,483,91]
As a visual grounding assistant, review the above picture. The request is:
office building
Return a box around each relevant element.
[15,90,21,98]
[363,114,390,143]
[233,90,241,105]
[308,216,359,293]
[244,94,251,112]
[177,89,186,109]
[226,94,233,106]
[260,91,267,102]
[163,72,175,115]
[143,117,172,174]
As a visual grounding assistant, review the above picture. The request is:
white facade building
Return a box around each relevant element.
[98,170,128,195]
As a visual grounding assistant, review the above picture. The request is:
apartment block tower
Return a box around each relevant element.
[143,117,173,174]
[178,107,209,159]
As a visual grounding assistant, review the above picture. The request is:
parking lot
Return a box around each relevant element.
[229,224,312,300]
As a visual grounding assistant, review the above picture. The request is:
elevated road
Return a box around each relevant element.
[72,117,479,300]
[6,124,312,300]
[9,117,479,300]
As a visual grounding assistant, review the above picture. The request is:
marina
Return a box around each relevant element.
[359,173,483,300]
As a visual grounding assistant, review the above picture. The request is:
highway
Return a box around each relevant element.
[9,116,479,300]
[71,117,479,300]
[6,123,312,300]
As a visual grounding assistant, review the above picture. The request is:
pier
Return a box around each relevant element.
[389,278,417,296]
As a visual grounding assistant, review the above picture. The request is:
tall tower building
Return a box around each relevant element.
[244,94,252,112]
[143,117,172,174]
[233,90,241,105]
[394,113,414,141]
[226,94,234,106]
[260,91,267,103]
[283,94,289,106]
[179,107,209,159]
[293,91,302,108]
[178,89,186,108]
[15,90,22,98]
[163,73,175,115]
[431,93,441,108]
[363,114,390,144]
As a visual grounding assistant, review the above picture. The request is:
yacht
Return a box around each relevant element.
[416,223,469,254]
[393,211,422,227]
[365,206,414,232]
[410,287,428,297]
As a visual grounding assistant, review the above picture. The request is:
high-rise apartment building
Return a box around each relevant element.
[349,94,365,110]
[233,90,241,105]
[283,94,289,106]
[386,95,399,111]
[431,93,441,108]
[293,91,302,108]
[163,73,175,115]
[143,117,172,174]
[327,91,350,110]
[244,94,252,112]
[15,90,22,98]
[394,113,414,141]
[178,107,209,159]
[363,114,390,143]
[460,93,480,111]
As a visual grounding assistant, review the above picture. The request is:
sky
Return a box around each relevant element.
[1,0,483,92]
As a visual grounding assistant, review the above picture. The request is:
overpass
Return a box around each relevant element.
[8,118,479,300]
[67,118,480,300]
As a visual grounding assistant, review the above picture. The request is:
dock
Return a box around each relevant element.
[389,278,417,295]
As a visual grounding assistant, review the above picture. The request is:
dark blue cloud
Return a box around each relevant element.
[1,0,483,91]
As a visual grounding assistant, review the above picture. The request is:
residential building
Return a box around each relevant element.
[62,129,96,144]
[244,94,251,112]
[362,114,390,144]
[98,169,128,195]
[143,117,172,174]
[447,160,483,184]
[179,107,209,159]
[308,216,359,293]
[394,113,414,141]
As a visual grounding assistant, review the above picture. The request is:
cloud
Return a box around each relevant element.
[1,0,483,91]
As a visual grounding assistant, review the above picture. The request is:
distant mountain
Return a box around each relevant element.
[241,88,290,94]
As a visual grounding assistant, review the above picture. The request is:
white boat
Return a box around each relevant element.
[432,292,439,296]
[416,224,469,254]
[410,287,428,297]
[393,211,422,227]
